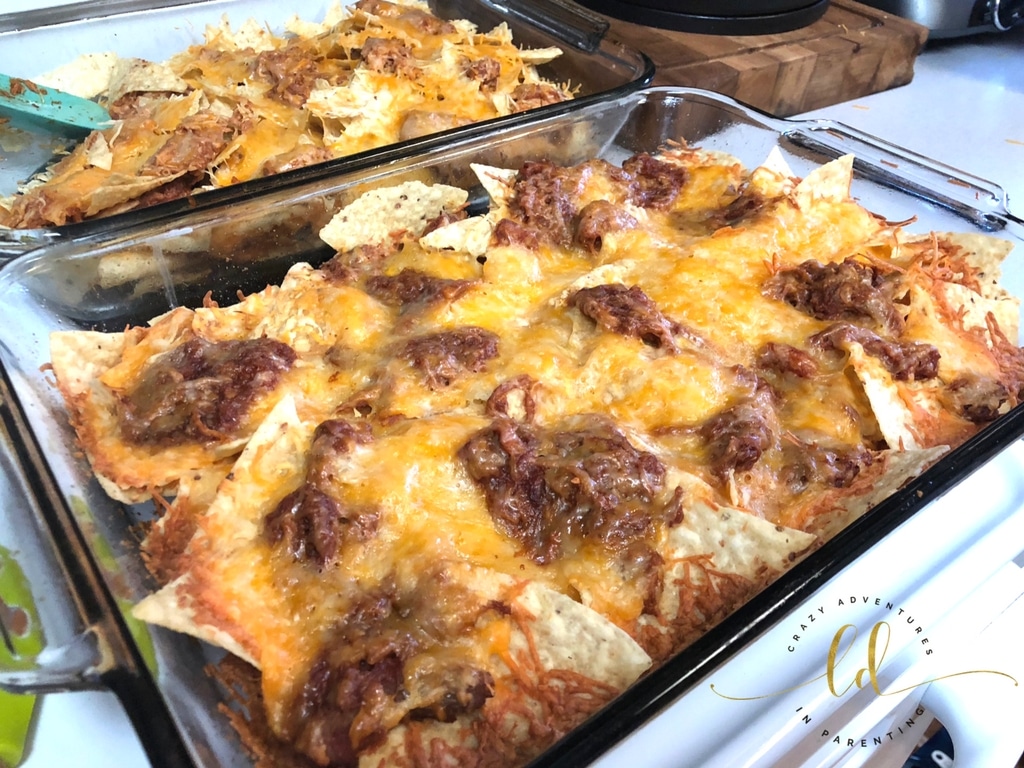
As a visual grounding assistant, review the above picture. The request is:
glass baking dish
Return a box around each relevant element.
[0,0,653,259]
[0,86,1022,768]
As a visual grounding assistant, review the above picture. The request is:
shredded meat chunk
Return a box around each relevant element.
[294,652,405,766]
[394,6,457,34]
[811,323,940,382]
[486,375,538,422]
[764,259,905,335]
[461,56,501,92]
[421,208,468,236]
[397,110,468,141]
[503,157,684,249]
[143,110,237,176]
[321,241,398,284]
[699,390,777,480]
[622,153,688,210]
[401,327,499,388]
[723,189,769,222]
[360,37,418,77]
[252,45,327,106]
[118,336,296,445]
[509,82,567,112]
[944,373,1009,422]
[107,92,166,121]
[507,160,587,247]
[264,485,347,568]
[263,419,377,569]
[781,440,874,493]
[129,172,205,209]
[408,667,495,721]
[289,577,497,767]
[365,268,475,309]
[259,145,335,177]
[570,283,682,352]
[757,341,818,379]
[575,199,638,254]
[492,218,541,250]
[459,416,670,563]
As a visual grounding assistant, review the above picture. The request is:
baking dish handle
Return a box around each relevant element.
[0,626,106,693]
[487,0,610,52]
[0,388,122,695]
[782,121,1022,231]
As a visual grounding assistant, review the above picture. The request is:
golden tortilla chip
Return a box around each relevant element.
[794,153,854,208]
[518,47,563,65]
[471,163,518,212]
[419,214,493,256]
[132,394,311,666]
[108,58,190,102]
[319,180,469,252]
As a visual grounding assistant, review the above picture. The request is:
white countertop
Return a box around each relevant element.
[798,24,1024,218]
[7,13,1024,768]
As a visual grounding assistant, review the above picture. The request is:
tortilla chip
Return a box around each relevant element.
[108,58,190,102]
[518,47,563,65]
[748,146,797,198]
[419,215,493,256]
[632,495,816,659]
[132,394,311,666]
[512,581,652,690]
[34,52,119,100]
[319,180,469,252]
[663,499,816,577]
[938,281,1020,341]
[284,0,349,37]
[132,573,260,667]
[811,446,949,539]
[81,133,114,171]
[471,163,518,212]
[203,16,279,53]
[85,172,189,218]
[48,330,151,503]
[932,232,1016,299]
[49,305,289,500]
[305,72,396,123]
[760,145,795,180]
[794,153,854,208]
[847,342,921,450]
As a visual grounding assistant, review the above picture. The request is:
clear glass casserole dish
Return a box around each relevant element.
[0,0,653,259]
[0,86,1022,767]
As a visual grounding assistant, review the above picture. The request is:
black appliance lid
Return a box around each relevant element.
[575,0,830,34]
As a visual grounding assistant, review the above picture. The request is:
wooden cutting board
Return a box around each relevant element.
[604,0,929,116]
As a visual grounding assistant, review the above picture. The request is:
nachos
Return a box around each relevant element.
[0,0,572,230]
[48,147,1024,766]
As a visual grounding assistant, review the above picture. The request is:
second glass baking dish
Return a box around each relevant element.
[0,0,653,259]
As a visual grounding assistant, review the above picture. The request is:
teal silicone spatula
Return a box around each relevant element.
[0,72,109,136]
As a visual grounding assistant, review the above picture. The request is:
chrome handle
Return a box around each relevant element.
[783,121,1022,232]
[0,626,105,693]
